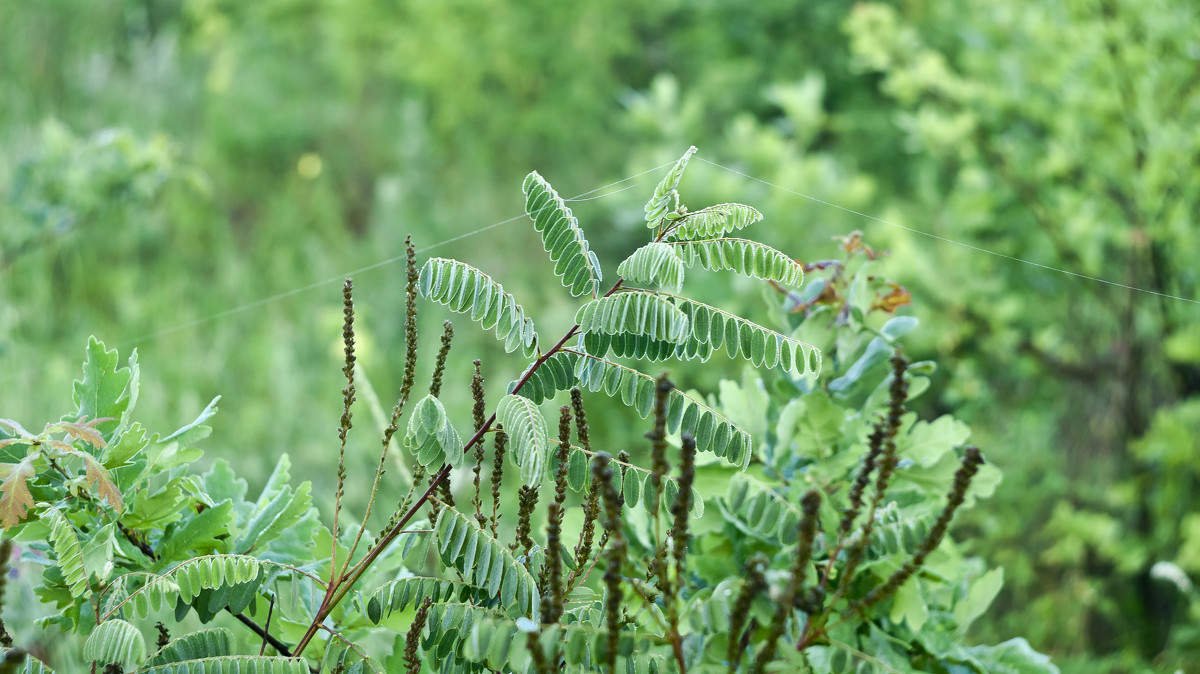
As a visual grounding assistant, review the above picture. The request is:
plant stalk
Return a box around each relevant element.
[293,280,625,657]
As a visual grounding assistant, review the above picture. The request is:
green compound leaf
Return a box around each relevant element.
[571,352,753,467]
[146,628,233,666]
[719,473,800,544]
[404,394,465,469]
[495,394,550,486]
[574,291,689,343]
[361,576,467,624]
[645,146,697,226]
[522,171,604,298]
[583,330,714,363]
[669,237,803,286]
[616,242,686,291]
[419,257,538,355]
[422,603,524,669]
[44,505,92,599]
[0,650,54,673]
[116,554,262,621]
[83,618,145,670]
[436,508,539,619]
[134,656,310,673]
[674,296,822,378]
[666,203,763,241]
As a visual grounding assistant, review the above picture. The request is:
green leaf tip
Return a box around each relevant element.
[645,146,698,226]
[522,171,604,297]
[73,336,135,433]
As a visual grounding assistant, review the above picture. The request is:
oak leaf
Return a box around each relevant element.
[0,456,37,529]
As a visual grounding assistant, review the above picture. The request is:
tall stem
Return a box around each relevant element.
[292,280,625,657]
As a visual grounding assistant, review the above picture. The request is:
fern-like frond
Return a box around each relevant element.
[719,474,805,544]
[569,352,753,467]
[861,502,936,557]
[673,296,822,378]
[133,656,310,673]
[436,508,540,618]
[419,258,538,355]
[582,331,714,363]
[669,238,803,286]
[644,146,697,226]
[616,242,685,291]
[116,555,262,620]
[417,603,515,671]
[43,506,90,599]
[574,291,689,343]
[522,172,604,298]
[84,619,145,670]
[538,440,705,520]
[146,628,234,666]
[666,203,763,241]
[495,394,550,486]
[461,612,672,672]
[361,576,468,625]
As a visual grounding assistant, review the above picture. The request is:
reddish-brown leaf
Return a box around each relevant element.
[872,283,913,313]
[0,419,36,440]
[59,417,111,449]
[45,439,82,454]
[0,457,37,529]
[82,454,124,512]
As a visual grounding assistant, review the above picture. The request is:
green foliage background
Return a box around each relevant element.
[1,0,1197,671]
